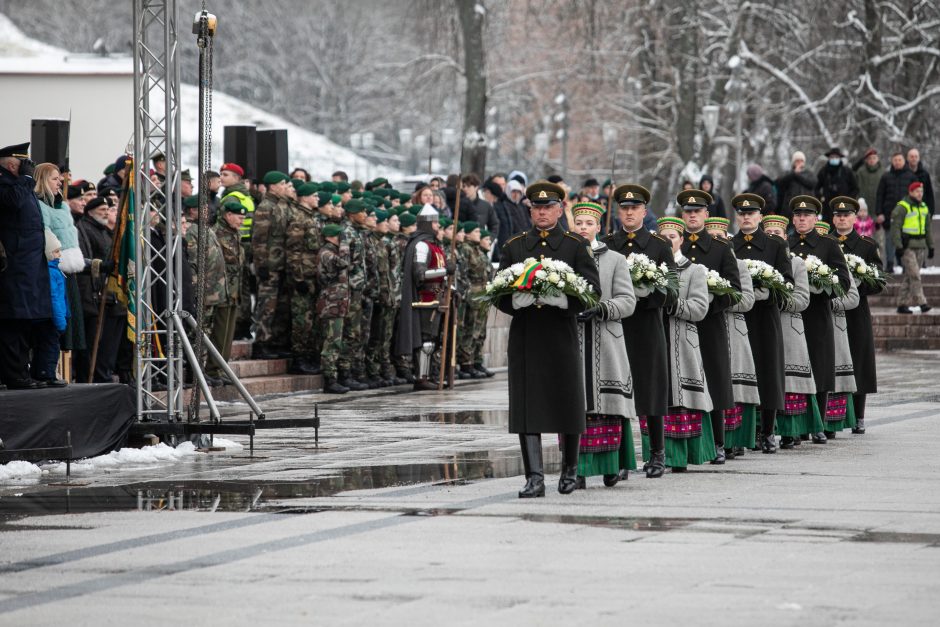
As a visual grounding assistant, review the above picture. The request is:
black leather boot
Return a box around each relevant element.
[780,436,796,449]
[646,415,666,478]
[760,408,778,453]
[761,434,777,453]
[558,434,580,494]
[646,450,666,478]
[518,434,545,498]
[603,469,625,487]
[338,369,368,391]
[710,445,726,464]
[322,376,349,394]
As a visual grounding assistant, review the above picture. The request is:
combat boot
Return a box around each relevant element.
[289,358,321,376]
[338,369,368,391]
[474,363,495,378]
[322,377,348,394]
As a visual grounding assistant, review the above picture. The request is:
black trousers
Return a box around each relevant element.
[0,318,33,383]
[73,314,124,383]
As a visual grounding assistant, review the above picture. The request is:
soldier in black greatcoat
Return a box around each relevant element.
[830,196,882,434]
[788,195,851,443]
[678,189,741,463]
[730,194,794,453]
[498,181,601,497]
[603,184,676,478]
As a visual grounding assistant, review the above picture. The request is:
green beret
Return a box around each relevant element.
[183,195,199,209]
[400,213,417,227]
[407,205,420,216]
[374,209,388,223]
[462,220,480,233]
[329,194,340,206]
[334,182,351,193]
[104,163,116,175]
[222,199,247,214]
[180,169,193,182]
[383,199,393,209]
[439,217,453,228]
[399,192,411,203]
[291,178,305,191]
[371,177,388,187]
[297,182,319,197]
[318,181,337,193]
[263,171,290,185]
[351,190,363,199]
[345,199,366,214]
[321,224,343,238]
[480,229,491,238]
[316,191,333,206]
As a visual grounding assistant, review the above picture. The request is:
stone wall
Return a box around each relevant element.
[481,308,511,369]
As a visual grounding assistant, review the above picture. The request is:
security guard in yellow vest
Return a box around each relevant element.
[891,181,933,313]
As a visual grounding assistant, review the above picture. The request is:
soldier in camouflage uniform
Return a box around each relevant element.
[317,223,351,394]
[356,205,381,386]
[365,209,396,385]
[455,221,488,379]
[219,163,255,340]
[207,198,247,382]
[336,199,369,391]
[383,211,407,384]
[251,171,294,359]
[474,229,495,376]
[285,182,322,375]
[182,194,229,386]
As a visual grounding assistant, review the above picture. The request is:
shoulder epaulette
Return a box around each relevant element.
[713,236,730,245]
[861,236,877,245]
[564,231,587,243]
[503,232,526,247]
[650,232,668,243]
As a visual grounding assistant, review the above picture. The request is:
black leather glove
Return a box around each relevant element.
[294,281,309,295]
[664,288,679,309]
[577,305,602,322]
[19,159,35,178]
[446,258,456,275]
[99,259,115,275]
[256,266,271,282]
[930,248,935,260]
[53,192,63,206]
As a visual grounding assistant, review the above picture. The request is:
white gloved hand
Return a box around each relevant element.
[512,292,536,309]
[708,292,715,303]
[539,293,569,309]
[809,284,822,295]
[754,287,770,300]
[853,276,861,287]
[634,284,651,298]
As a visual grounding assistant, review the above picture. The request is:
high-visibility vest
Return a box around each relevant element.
[222,190,255,240]
[898,199,929,236]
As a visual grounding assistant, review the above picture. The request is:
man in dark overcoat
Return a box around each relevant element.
[788,195,851,442]
[831,196,882,434]
[603,184,675,478]
[730,194,794,453]
[0,142,51,389]
[498,180,600,497]
[678,189,741,463]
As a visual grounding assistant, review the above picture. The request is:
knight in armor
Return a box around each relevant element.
[394,204,455,390]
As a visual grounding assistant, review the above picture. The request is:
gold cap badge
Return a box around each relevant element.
[742,199,750,207]
[538,190,547,199]
[799,201,806,208]
[625,191,634,199]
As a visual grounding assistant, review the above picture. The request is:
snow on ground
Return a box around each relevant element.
[0,461,43,484]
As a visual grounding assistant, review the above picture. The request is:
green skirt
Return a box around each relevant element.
[776,395,823,437]
[579,417,637,476]
[640,412,717,469]
[724,404,757,449]
[826,394,857,432]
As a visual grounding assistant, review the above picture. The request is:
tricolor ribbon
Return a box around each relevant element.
[512,262,543,290]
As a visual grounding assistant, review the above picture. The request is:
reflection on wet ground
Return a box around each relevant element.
[385,410,510,424]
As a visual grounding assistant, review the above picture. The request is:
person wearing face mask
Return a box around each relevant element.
[815,148,859,223]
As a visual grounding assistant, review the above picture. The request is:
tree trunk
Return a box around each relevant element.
[456,0,487,177]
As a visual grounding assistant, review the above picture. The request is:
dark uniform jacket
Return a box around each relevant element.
[731,229,793,410]
[816,164,860,222]
[788,229,850,392]
[0,167,51,320]
[76,214,124,318]
[681,229,740,411]
[497,223,600,434]
[603,226,675,416]
[837,230,882,394]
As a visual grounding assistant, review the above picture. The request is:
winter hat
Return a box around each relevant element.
[791,151,806,164]
[507,180,525,194]
[44,228,62,261]
[746,164,764,181]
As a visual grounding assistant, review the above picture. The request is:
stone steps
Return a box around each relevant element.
[870,306,940,351]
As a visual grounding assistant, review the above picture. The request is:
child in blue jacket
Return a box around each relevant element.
[32,229,69,386]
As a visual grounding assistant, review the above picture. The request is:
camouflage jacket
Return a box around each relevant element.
[386,233,403,305]
[465,242,492,289]
[252,192,292,273]
[453,240,471,295]
[354,223,379,300]
[285,202,321,285]
[316,241,350,319]
[342,221,367,293]
[371,231,394,306]
[185,223,228,307]
[213,218,245,304]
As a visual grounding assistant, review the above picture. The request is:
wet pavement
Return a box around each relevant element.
[1,351,939,625]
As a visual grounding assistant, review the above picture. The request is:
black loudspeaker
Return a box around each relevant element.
[256,129,289,177]
[30,119,70,168]
[223,125,257,179]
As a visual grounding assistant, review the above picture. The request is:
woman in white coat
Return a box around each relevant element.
[649,217,716,471]
[570,202,637,488]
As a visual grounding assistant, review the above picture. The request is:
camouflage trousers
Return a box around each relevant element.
[366,302,396,378]
[253,270,291,347]
[457,300,489,366]
[206,304,237,377]
[290,282,319,357]
[898,248,927,306]
[319,317,344,378]
[358,297,375,375]
[337,290,363,372]
[236,241,254,329]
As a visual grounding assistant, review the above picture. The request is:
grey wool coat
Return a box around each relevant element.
[781,256,816,394]
[832,278,860,394]
[665,255,713,412]
[578,242,637,418]
[726,259,761,405]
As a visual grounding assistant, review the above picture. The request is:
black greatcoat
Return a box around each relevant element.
[394,230,435,357]
[838,230,882,393]
[788,229,851,392]
[603,227,675,416]
[497,224,601,434]
[681,230,740,411]
[731,229,793,410]
[0,165,51,320]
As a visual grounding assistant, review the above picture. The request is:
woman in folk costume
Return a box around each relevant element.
[569,202,638,488]
[762,215,823,446]
[705,217,759,457]
[815,220,860,437]
[640,217,716,471]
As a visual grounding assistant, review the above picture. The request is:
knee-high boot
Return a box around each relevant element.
[814,391,829,443]
[646,415,666,478]
[852,394,866,434]
[760,407,777,453]
[518,434,544,498]
[558,433,580,495]
[710,411,726,464]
